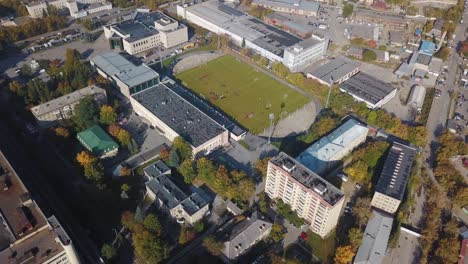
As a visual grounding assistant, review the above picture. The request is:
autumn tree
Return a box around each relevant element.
[101,244,116,261]
[179,159,196,184]
[203,236,224,256]
[120,166,132,177]
[352,197,372,227]
[235,178,255,201]
[54,127,70,138]
[197,157,216,183]
[99,105,117,125]
[168,149,180,167]
[8,81,26,97]
[117,129,132,146]
[159,148,169,162]
[334,245,355,264]
[172,137,192,161]
[254,157,271,178]
[108,124,122,138]
[76,151,97,167]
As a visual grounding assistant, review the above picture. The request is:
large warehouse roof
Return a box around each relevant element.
[340,72,395,105]
[132,81,226,148]
[296,119,368,174]
[253,0,320,12]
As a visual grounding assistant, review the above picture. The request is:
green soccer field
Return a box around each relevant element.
[175,55,310,134]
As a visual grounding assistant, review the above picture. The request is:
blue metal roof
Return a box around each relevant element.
[419,41,436,56]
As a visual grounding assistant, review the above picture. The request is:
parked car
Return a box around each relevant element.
[337,173,348,182]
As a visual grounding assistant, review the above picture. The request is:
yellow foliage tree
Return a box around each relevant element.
[334,245,355,264]
[76,151,97,167]
[54,127,70,138]
[99,105,117,125]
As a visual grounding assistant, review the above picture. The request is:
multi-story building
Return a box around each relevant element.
[177,0,328,72]
[72,1,112,18]
[252,0,319,17]
[371,142,416,214]
[296,118,368,175]
[0,150,81,264]
[221,211,272,260]
[144,161,209,225]
[103,10,188,55]
[24,0,79,18]
[91,52,230,156]
[306,56,361,86]
[265,152,345,238]
[30,85,107,128]
[91,52,161,97]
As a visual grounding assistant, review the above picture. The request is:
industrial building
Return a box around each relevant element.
[371,142,417,214]
[252,0,319,17]
[177,0,328,72]
[72,2,113,18]
[265,152,345,238]
[339,72,397,109]
[354,210,393,264]
[0,150,81,264]
[30,85,107,128]
[77,125,119,158]
[103,10,188,55]
[145,161,209,225]
[306,56,361,86]
[407,85,426,113]
[131,79,229,156]
[91,52,161,97]
[296,118,369,175]
[221,211,272,260]
[264,13,312,38]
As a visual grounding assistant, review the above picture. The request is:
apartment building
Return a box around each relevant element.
[0,150,80,264]
[252,0,319,17]
[265,152,345,238]
[371,142,416,214]
[30,85,107,128]
[177,1,328,72]
[103,10,188,55]
[144,161,209,225]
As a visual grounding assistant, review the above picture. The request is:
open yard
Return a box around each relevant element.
[175,55,310,134]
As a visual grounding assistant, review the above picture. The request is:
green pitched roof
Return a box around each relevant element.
[77,125,118,156]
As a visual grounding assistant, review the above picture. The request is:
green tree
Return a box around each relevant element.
[83,161,104,182]
[74,96,99,129]
[168,149,180,167]
[342,3,354,18]
[8,81,27,97]
[100,105,117,125]
[101,243,116,261]
[269,223,284,242]
[362,49,377,61]
[214,165,231,195]
[117,129,132,146]
[144,214,161,234]
[197,157,216,182]
[352,197,372,227]
[179,159,196,184]
[258,193,270,213]
[194,221,204,233]
[203,236,224,256]
[20,64,33,77]
[172,137,192,161]
[272,62,290,78]
[235,179,255,201]
[27,79,52,104]
[348,228,363,251]
[179,226,188,245]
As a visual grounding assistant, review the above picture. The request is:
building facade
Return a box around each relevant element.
[371,142,416,214]
[77,125,119,158]
[25,0,79,18]
[31,85,107,128]
[305,56,361,86]
[103,10,188,55]
[252,0,319,17]
[283,37,329,72]
[265,153,345,238]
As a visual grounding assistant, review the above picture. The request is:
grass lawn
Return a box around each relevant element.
[306,230,336,263]
[175,55,309,134]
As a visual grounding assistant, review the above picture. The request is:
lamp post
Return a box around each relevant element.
[325,76,334,108]
[268,113,274,144]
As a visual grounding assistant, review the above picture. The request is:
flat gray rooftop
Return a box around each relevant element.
[340,72,395,105]
[91,53,159,88]
[144,160,170,178]
[132,81,226,148]
[375,142,416,200]
[270,152,344,206]
[113,23,158,43]
[354,210,393,264]
[253,0,320,12]
[307,56,361,84]
[146,175,188,209]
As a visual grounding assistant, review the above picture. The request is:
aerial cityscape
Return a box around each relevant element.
[0,0,466,262]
